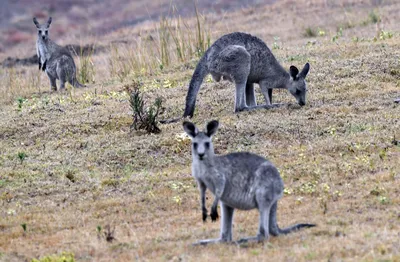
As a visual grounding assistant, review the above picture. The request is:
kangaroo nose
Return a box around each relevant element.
[42,36,45,40]
[198,153,205,159]
[299,101,305,106]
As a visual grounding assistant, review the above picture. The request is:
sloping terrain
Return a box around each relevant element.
[0,0,399,261]
[0,0,271,56]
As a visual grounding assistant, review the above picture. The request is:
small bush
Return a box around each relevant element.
[362,10,381,26]
[127,81,162,134]
[369,10,380,24]
[16,97,27,111]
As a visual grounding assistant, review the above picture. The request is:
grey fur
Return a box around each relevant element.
[183,120,315,245]
[183,32,310,118]
[33,17,84,90]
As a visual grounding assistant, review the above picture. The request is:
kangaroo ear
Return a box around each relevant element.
[33,17,40,28]
[46,17,52,27]
[299,62,310,78]
[290,66,299,80]
[206,120,219,137]
[183,121,198,138]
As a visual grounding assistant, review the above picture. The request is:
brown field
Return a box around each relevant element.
[0,0,399,261]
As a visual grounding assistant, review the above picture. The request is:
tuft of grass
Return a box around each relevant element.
[108,5,211,82]
[362,10,381,26]
[103,225,116,243]
[21,223,27,233]
[158,17,171,69]
[65,170,76,183]
[157,4,210,69]
[194,2,210,57]
[101,178,119,188]
[16,97,27,111]
[378,30,393,40]
[108,44,133,82]
[77,45,96,84]
[332,27,343,42]
[368,10,380,24]
[304,27,317,37]
[1,67,44,104]
[17,152,27,164]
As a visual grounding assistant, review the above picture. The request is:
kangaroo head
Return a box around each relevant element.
[287,63,310,106]
[183,120,219,161]
[33,17,52,41]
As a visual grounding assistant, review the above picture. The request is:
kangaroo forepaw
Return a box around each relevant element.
[210,210,219,222]
[202,207,208,222]
[202,212,207,222]
[42,60,47,71]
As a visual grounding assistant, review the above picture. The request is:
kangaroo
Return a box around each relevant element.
[183,120,315,245]
[33,17,84,91]
[183,32,310,118]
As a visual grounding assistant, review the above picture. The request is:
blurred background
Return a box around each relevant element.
[0,0,276,53]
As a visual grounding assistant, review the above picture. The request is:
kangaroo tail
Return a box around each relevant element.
[183,54,209,118]
[276,223,316,235]
[73,77,86,88]
[159,117,183,124]
[269,202,316,236]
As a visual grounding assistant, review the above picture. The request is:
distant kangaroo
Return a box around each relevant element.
[184,32,310,118]
[33,17,84,91]
[183,120,315,245]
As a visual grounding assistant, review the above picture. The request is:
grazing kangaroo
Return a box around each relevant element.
[33,17,84,91]
[183,120,315,245]
[183,32,310,118]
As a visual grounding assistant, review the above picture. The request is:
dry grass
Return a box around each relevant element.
[0,0,400,261]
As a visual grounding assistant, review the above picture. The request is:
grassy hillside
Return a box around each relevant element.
[0,0,399,261]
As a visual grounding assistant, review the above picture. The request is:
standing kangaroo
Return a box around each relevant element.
[33,17,84,91]
[184,32,310,118]
[183,120,315,245]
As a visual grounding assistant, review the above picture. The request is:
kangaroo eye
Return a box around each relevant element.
[38,30,42,34]
[193,142,198,149]
[204,142,210,148]
[45,31,48,35]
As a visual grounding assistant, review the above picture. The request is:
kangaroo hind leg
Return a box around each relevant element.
[57,68,67,90]
[46,71,57,91]
[246,83,257,107]
[210,45,251,113]
[220,203,234,242]
[237,199,272,244]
